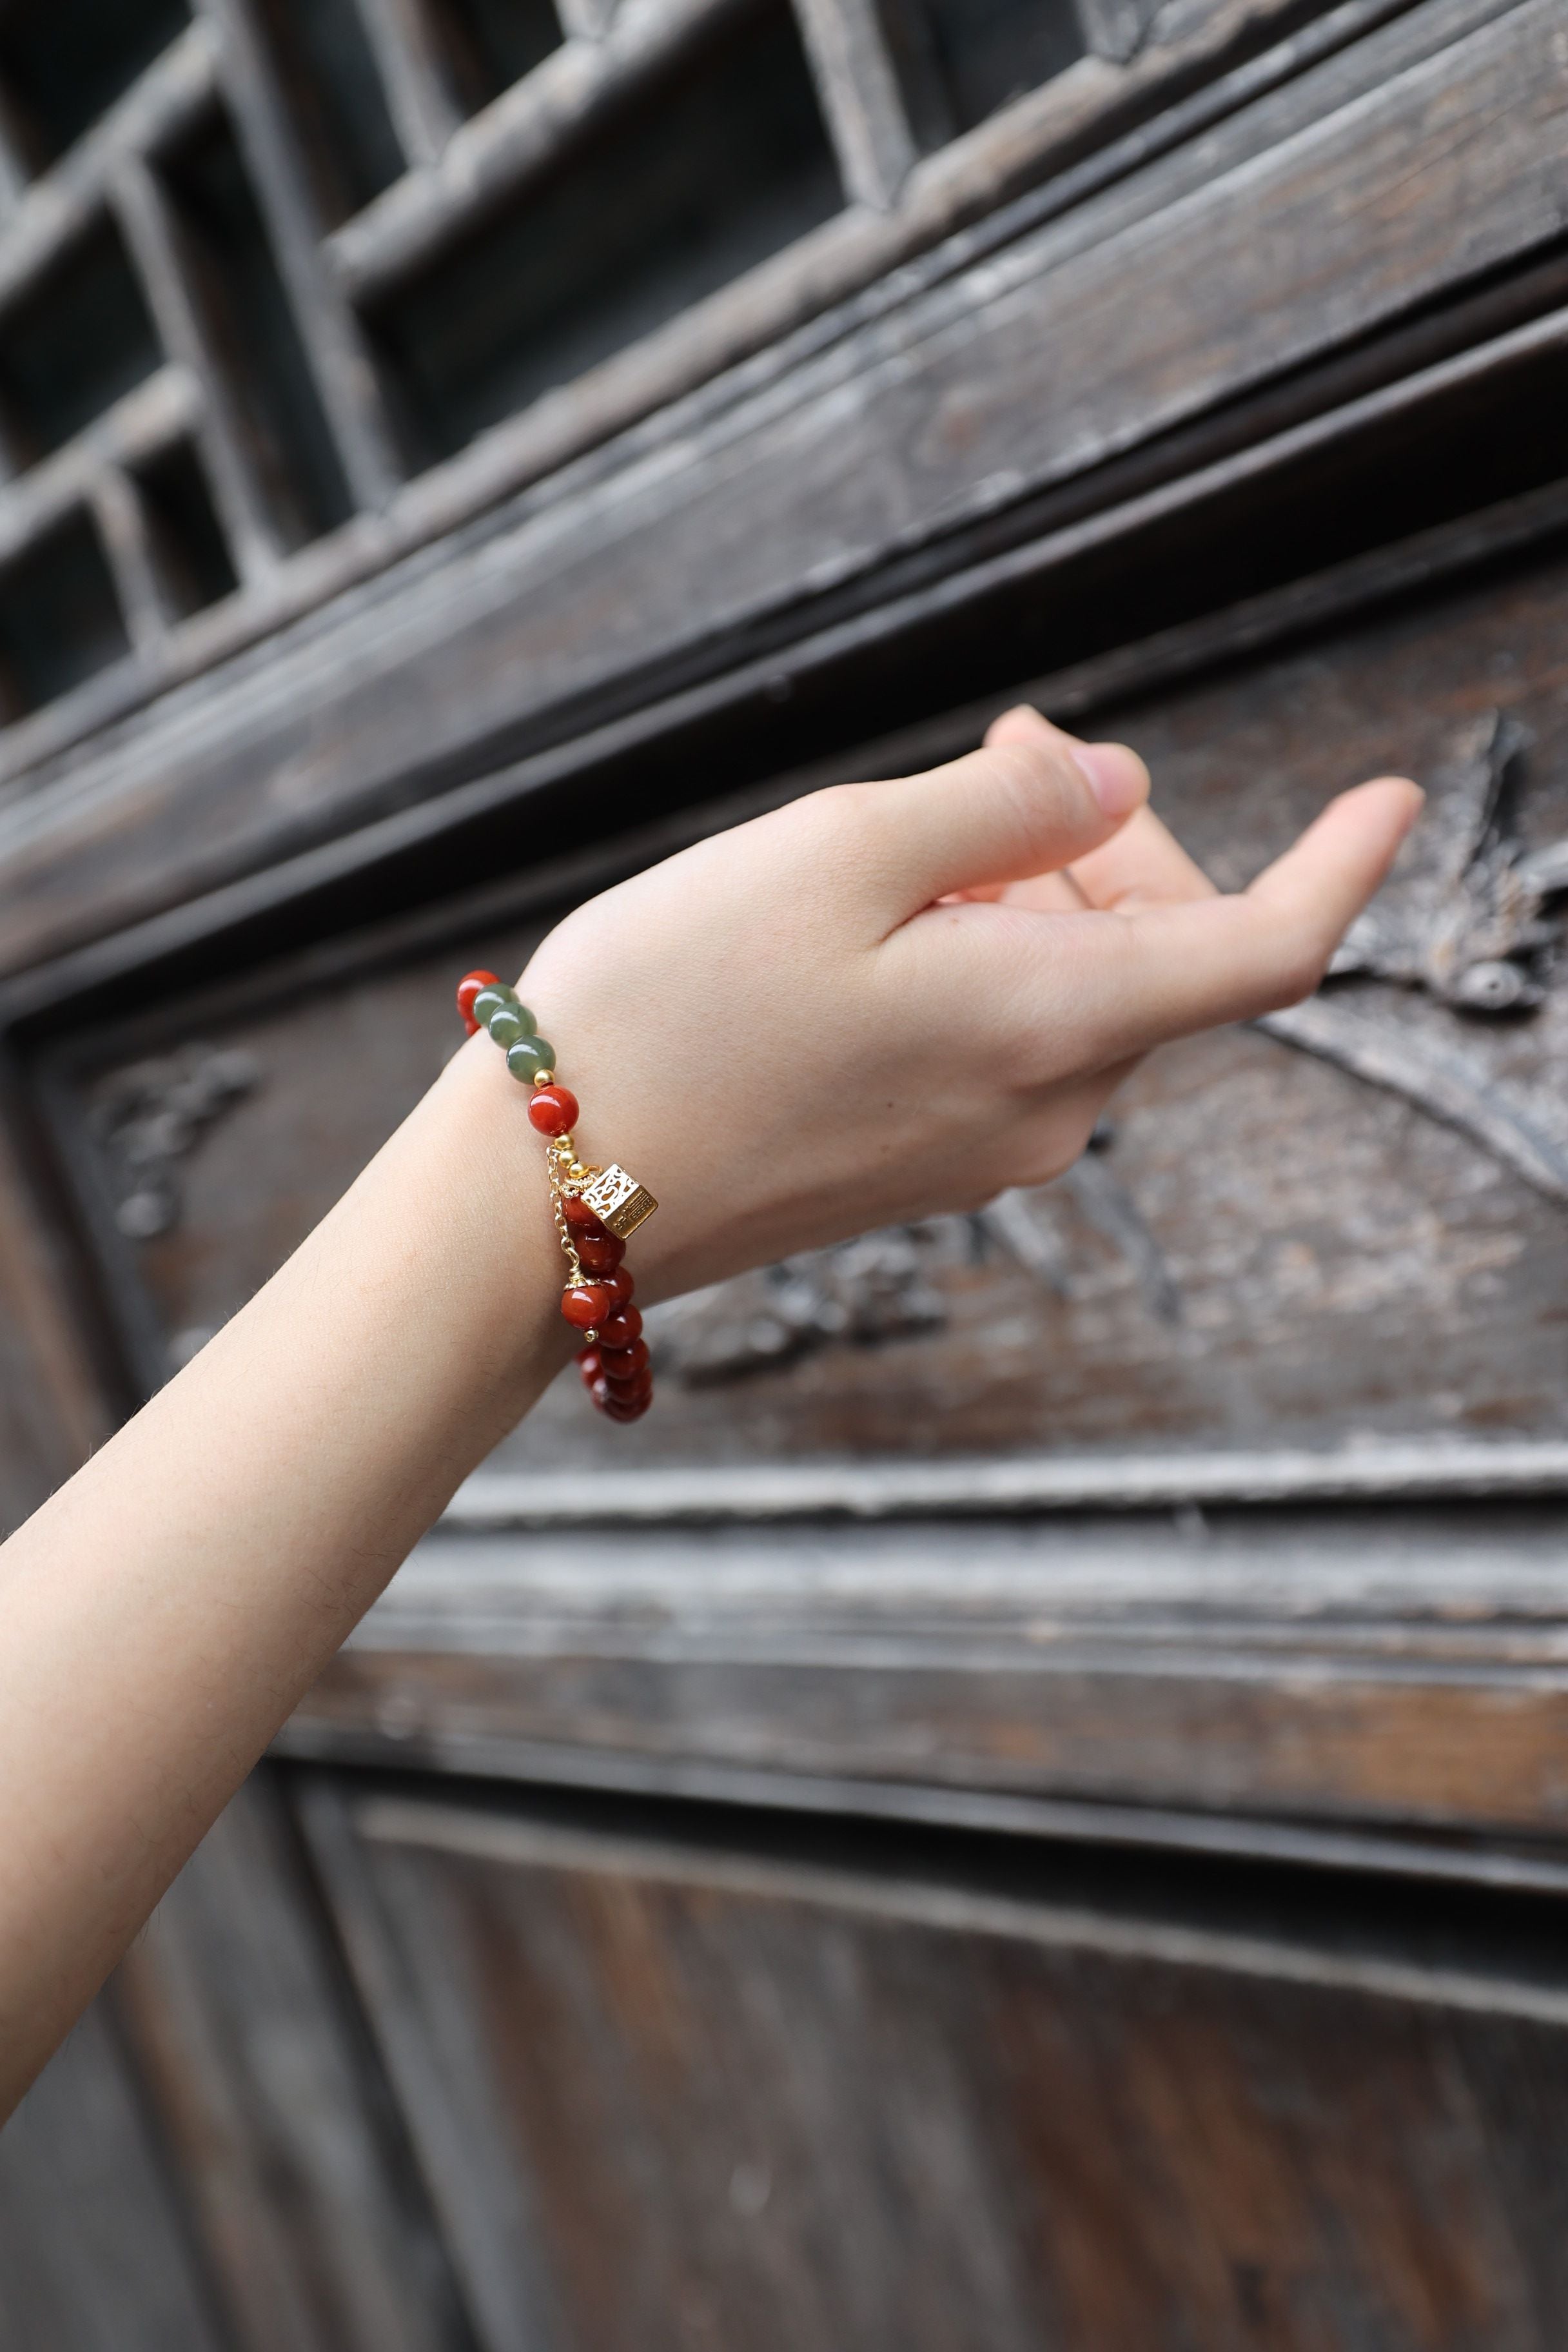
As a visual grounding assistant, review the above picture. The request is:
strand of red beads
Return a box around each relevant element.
[457,970,653,1424]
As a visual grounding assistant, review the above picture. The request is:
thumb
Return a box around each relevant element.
[848,724,1148,924]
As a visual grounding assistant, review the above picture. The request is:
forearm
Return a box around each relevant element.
[0,1036,564,2105]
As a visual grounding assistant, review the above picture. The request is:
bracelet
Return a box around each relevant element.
[458,970,657,1424]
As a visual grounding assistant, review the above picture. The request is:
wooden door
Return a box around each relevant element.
[1,0,1567,2342]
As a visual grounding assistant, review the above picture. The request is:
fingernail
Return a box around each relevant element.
[1072,741,1146,819]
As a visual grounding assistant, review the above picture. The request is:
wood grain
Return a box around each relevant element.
[792,0,919,208]
[299,1783,1568,2350]
[114,1771,475,2352]
[280,1503,1568,1836]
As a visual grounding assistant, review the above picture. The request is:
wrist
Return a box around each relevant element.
[412,1036,576,1422]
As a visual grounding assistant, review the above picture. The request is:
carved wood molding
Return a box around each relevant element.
[652,1124,1176,1388]
[87,1039,260,1239]
[1261,708,1568,1198]
[282,1498,1568,1838]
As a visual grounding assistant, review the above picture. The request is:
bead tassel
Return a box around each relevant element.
[457,968,656,1424]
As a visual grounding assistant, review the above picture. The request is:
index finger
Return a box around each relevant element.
[1066,804,1216,911]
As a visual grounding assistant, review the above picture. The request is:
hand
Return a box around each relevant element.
[518,707,1422,1302]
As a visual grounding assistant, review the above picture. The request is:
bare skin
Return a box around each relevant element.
[0,707,1421,2112]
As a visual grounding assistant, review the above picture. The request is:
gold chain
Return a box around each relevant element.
[545,1133,598,1289]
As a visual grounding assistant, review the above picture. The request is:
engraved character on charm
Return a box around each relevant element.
[579,1164,658,1239]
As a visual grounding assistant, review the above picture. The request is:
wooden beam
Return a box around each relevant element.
[347,0,463,170]
[1075,0,1162,63]
[790,0,919,208]
[4,275,1568,1020]
[0,24,217,315]
[325,0,740,300]
[5,433,1567,1037]
[0,366,199,568]
[88,466,172,656]
[110,157,283,582]
[192,0,403,511]
[442,1437,1568,1525]
[281,1498,1568,1836]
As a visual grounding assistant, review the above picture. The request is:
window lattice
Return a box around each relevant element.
[0,0,1144,758]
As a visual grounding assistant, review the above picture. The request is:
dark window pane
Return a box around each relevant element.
[0,512,128,719]
[161,111,353,546]
[135,440,239,616]
[251,0,404,224]
[0,216,162,464]
[919,0,1084,135]
[368,0,842,467]
[0,0,189,168]
[426,0,562,116]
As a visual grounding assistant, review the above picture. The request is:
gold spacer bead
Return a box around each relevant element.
[533,1070,555,1087]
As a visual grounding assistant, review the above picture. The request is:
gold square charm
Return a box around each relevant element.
[578,1163,658,1239]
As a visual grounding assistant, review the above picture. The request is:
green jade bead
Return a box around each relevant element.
[471,984,518,1029]
[487,1001,537,1048]
[506,1034,555,1084]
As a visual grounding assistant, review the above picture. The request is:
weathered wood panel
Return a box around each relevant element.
[1,0,1561,970]
[0,2000,225,2352]
[298,1785,1568,2352]
[113,1771,475,2352]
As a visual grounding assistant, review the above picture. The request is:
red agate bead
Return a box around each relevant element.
[528,1085,579,1137]
[574,1232,625,1277]
[457,969,500,1035]
[604,1389,652,1423]
[564,1195,607,1235]
[561,1283,613,1329]
[603,1268,635,1309]
[600,1336,650,1378]
[596,1304,642,1350]
[576,1348,603,1387]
